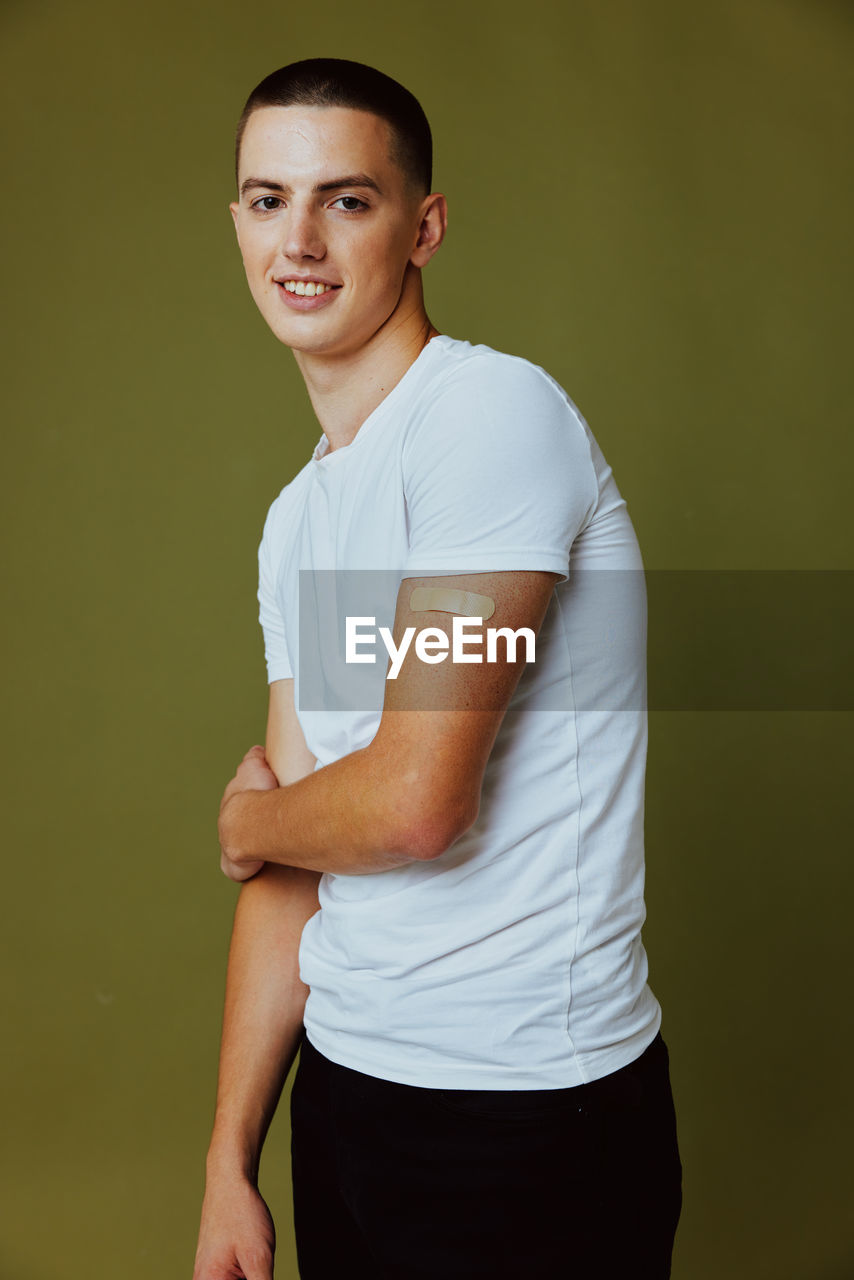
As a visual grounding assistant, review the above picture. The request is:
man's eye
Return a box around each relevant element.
[331,196,367,213]
[251,196,283,212]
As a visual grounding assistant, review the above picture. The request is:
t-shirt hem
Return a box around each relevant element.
[265,663,293,683]
[302,1012,662,1091]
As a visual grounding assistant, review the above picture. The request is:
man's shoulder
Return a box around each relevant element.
[407,336,587,459]
[259,460,315,542]
[429,334,568,401]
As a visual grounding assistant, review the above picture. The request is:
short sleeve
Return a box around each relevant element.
[401,356,598,582]
[258,497,293,682]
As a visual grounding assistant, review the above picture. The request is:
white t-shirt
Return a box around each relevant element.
[258,334,662,1088]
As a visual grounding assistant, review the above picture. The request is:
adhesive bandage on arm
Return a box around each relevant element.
[409,586,496,621]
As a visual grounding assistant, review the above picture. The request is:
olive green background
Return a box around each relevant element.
[2,1,852,1276]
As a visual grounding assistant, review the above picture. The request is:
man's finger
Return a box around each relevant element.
[221,851,265,882]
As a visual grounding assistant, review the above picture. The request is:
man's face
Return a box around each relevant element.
[229,105,434,360]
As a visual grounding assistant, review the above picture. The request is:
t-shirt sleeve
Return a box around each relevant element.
[401,357,598,583]
[257,495,293,683]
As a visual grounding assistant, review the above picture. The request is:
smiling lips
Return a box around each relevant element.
[281,279,337,296]
[275,277,341,309]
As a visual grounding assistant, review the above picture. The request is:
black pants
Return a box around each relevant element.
[290,1031,682,1279]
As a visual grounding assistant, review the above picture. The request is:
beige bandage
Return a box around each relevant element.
[409,586,496,621]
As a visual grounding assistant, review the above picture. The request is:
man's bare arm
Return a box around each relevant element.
[218,570,559,879]
[193,680,319,1280]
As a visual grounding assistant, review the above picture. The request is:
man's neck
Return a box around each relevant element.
[293,310,440,453]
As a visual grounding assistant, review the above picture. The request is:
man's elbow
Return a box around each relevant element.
[398,792,480,862]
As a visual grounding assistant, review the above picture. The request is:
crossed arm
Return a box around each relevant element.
[217,569,560,880]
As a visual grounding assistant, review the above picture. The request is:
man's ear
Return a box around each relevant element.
[228,200,241,244]
[410,193,448,268]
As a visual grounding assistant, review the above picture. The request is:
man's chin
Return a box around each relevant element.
[272,323,364,362]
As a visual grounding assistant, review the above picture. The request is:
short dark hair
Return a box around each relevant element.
[234,58,432,195]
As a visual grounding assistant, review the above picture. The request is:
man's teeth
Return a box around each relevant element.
[282,280,334,296]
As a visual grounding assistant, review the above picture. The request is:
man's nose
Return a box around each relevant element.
[281,205,325,260]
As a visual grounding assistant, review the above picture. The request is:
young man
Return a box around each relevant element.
[193,58,682,1280]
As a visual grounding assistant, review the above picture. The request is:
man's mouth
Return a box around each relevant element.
[278,280,340,297]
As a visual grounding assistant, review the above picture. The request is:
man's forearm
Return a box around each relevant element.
[206,862,320,1181]
[220,739,470,876]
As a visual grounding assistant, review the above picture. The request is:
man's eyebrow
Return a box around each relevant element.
[239,173,383,199]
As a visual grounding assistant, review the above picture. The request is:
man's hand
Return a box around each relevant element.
[219,745,279,882]
[192,1170,275,1280]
